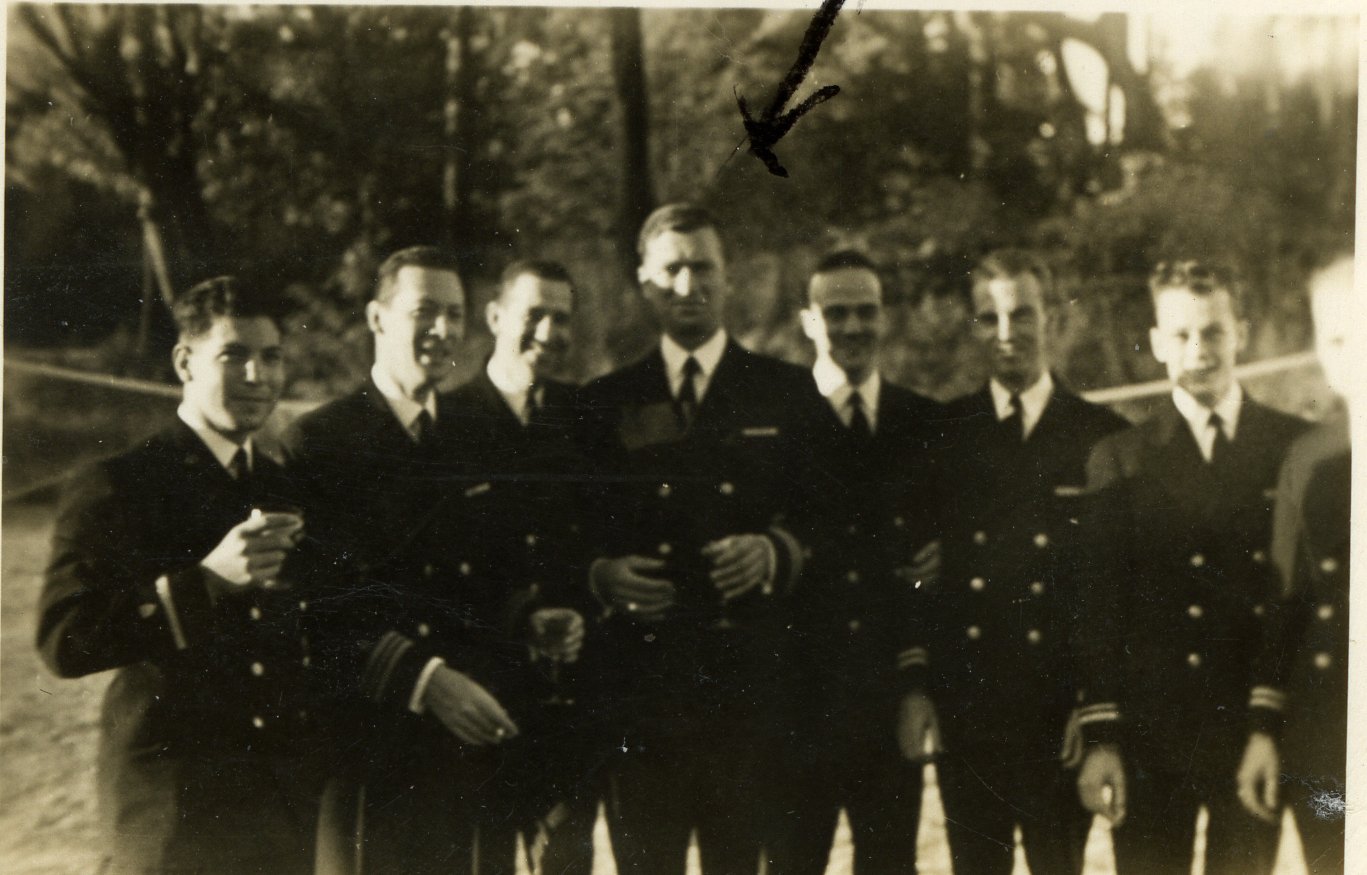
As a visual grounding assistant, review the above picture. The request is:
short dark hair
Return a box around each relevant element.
[374,246,463,303]
[173,276,278,341]
[813,249,879,275]
[972,249,1057,308]
[499,259,576,302]
[636,202,720,256]
[1148,258,1243,315]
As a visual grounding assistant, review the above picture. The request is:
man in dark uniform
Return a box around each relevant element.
[1236,254,1353,875]
[1074,259,1309,875]
[285,247,578,874]
[37,276,321,874]
[447,258,595,874]
[766,250,943,875]
[898,249,1128,875]
[577,202,818,875]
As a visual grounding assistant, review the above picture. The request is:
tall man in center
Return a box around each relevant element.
[577,203,819,875]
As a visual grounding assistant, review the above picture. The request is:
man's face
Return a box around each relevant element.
[1149,287,1247,407]
[1310,260,1354,399]
[971,273,1049,392]
[174,316,284,442]
[488,273,575,380]
[803,267,885,382]
[367,266,466,394]
[638,227,727,348]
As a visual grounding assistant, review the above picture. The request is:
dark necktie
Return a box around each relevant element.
[228,447,250,482]
[413,408,434,445]
[847,390,873,440]
[1001,393,1024,442]
[1208,412,1229,465]
[526,382,544,426]
[676,356,701,429]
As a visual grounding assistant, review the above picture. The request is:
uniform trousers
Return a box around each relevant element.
[98,748,321,875]
[1111,755,1278,875]
[935,747,1091,875]
[766,733,924,875]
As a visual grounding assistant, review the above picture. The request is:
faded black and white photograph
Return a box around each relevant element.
[1,3,1359,874]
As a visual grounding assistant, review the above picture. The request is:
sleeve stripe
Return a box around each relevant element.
[408,657,446,714]
[360,631,415,703]
[1249,686,1287,710]
[154,575,190,651]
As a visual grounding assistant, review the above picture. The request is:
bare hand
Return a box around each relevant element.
[1078,744,1127,827]
[895,539,941,588]
[592,555,675,620]
[530,608,586,663]
[422,664,519,746]
[1236,732,1281,823]
[896,691,942,761]
[200,512,303,592]
[703,534,772,601]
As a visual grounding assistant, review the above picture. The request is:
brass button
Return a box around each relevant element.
[251,662,265,677]
[848,619,861,633]
[249,607,263,621]
[1030,581,1045,596]
[1188,605,1204,619]
[966,625,982,640]
[893,516,905,528]
[973,531,988,546]
[1314,652,1332,670]
[1320,558,1340,574]
[417,623,431,638]
[459,562,472,576]
[1190,553,1206,568]
[1187,652,1202,668]
[1318,604,1335,621]
[298,600,308,612]
[1026,629,1042,644]
[251,716,265,729]
[1033,533,1050,549]
[529,583,541,597]
[138,603,158,619]
[525,534,538,547]
[423,564,436,578]
[970,577,986,591]
[1252,550,1267,564]
[658,482,672,498]
[846,571,861,584]
[719,482,735,496]
[302,656,312,668]
[658,543,673,556]
[1253,604,1267,617]
[847,525,858,536]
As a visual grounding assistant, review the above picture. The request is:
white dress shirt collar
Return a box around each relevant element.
[989,371,1054,439]
[813,358,882,432]
[1173,383,1243,459]
[177,402,253,473]
[371,363,438,441]
[487,357,539,425]
[661,330,727,401]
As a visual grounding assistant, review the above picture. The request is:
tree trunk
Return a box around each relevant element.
[609,8,655,278]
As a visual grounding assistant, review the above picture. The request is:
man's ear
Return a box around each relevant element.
[1148,326,1166,365]
[636,264,651,287]
[800,306,822,343]
[172,343,193,384]
[365,300,384,335]
[485,299,502,336]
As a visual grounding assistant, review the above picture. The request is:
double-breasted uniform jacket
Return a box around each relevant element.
[575,340,820,747]
[1075,396,1309,775]
[36,420,321,864]
[909,381,1128,758]
[787,378,947,752]
[281,379,535,758]
[1248,413,1349,782]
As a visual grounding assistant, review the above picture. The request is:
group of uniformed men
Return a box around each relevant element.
[38,202,1350,875]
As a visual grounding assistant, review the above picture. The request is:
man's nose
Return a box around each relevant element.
[533,315,555,343]
[431,314,451,339]
[996,313,1014,343]
[243,359,260,383]
[672,268,696,299]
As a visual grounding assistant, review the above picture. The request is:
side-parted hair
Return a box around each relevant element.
[813,249,880,276]
[972,248,1057,308]
[500,259,576,303]
[174,276,278,341]
[636,202,721,257]
[374,246,463,303]
[1148,258,1244,315]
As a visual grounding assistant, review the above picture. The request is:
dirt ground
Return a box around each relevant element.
[1,500,1307,875]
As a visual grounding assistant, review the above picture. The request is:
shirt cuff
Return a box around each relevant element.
[154,574,190,651]
[409,657,447,715]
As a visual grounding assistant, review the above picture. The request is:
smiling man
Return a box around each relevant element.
[37,276,320,874]
[285,246,547,874]
[1074,259,1309,875]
